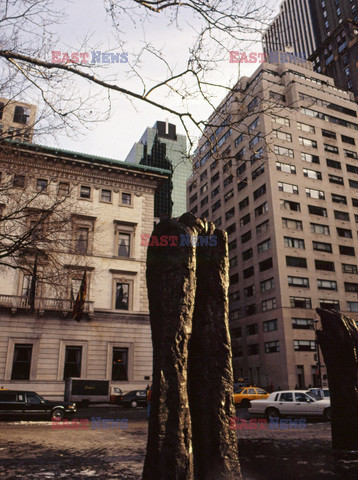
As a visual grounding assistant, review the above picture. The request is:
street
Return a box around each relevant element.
[1,407,354,480]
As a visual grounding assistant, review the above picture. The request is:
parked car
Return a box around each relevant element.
[233,386,269,408]
[249,390,331,420]
[115,390,147,408]
[0,390,76,420]
[109,386,124,404]
[306,388,330,399]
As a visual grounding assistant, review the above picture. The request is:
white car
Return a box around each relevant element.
[306,388,330,399]
[249,390,331,420]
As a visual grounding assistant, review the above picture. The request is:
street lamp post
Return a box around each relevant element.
[313,317,322,388]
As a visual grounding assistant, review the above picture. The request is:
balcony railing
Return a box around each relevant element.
[0,294,94,317]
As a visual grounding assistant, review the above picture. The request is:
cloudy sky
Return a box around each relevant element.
[43,0,279,161]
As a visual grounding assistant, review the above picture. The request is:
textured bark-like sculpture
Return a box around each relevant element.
[142,213,241,480]
[316,308,358,451]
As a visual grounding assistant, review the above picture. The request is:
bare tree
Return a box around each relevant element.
[0,0,275,149]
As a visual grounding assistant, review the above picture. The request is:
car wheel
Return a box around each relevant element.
[265,407,280,421]
[131,400,138,408]
[241,399,251,409]
[324,407,331,421]
[51,408,64,421]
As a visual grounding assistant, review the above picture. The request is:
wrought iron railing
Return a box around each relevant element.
[0,294,94,314]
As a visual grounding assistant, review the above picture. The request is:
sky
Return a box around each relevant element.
[40,0,280,162]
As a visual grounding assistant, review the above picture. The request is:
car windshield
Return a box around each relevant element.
[323,390,330,397]
[234,387,245,394]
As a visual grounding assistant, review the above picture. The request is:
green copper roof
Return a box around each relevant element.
[4,139,172,176]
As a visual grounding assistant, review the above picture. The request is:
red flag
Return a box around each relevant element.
[72,271,87,322]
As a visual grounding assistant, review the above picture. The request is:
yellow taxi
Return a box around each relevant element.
[233,386,269,408]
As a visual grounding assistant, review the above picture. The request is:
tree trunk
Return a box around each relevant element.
[315,308,358,451]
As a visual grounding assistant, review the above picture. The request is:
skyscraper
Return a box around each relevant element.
[187,59,358,389]
[125,121,191,218]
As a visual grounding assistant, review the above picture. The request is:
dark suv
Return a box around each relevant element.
[0,390,76,420]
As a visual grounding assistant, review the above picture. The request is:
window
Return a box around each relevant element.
[324,144,339,154]
[273,130,292,141]
[290,297,312,308]
[200,170,208,182]
[240,213,250,227]
[249,133,261,149]
[288,276,309,288]
[350,179,358,190]
[80,185,91,199]
[112,347,128,381]
[263,319,278,332]
[243,265,254,279]
[63,346,82,379]
[280,199,300,212]
[239,197,249,210]
[237,162,246,176]
[258,238,271,253]
[253,184,266,200]
[247,344,259,355]
[344,149,358,159]
[36,178,48,192]
[347,164,358,175]
[310,223,330,235]
[303,168,322,180]
[229,256,238,268]
[230,326,242,338]
[297,122,315,133]
[319,299,340,310]
[315,259,335,271]
[284,237,305,249]
[246,324,258,335]
[211,186,220,199]
[212,200,221,213]
[235,133,244,147]
[265,341,279,353]
[115,282,130,310]
[58,182,70,196]
[74,227,89,253]
[11,344,33,380]
[294,340,316,351]
[339,245,355,256]
[329,175,344,186]
[228,239,237,251]
[241,231,251,244]
[308,205,327,217]
[261,277,274,292]
[13,106,30,124]
[292,318,313,330]
[237,178,248,192]
[282,218,303,230]
[259,257,273,272]
[189,180,197,193]
[337,227,352,238]
[244,285,255,297]
[214,217,221,227]
[279,392,294,401]
[326,159,341,169]
[342,263,358,274]
[254,201,268,217]
[279,182,298,194]
[13,174,25,188]
[226,207,235,220]
[341,135,355,145]
[201,197,208,207]
[312,241,332,252]
[224,189,234,203]
[191,206,198,215]
[347,301,358,312]
[252,164,265,180]
[248,117,260,132]
[245,304,257,316]
[211,172,220,184]
[299,137,317,148]
[334,210,350,221]
[230,273,239,285]
[301,152,319,164]
[248,96,260,112]
[322,129,336,139]
[190,193,198,204]
[262,298,276,311]
[210,160,218,171]
[286,256,307,268]
[223,160,232,173]
[101,189,112,203]
[223,176,233,188]
[276,162,296,174]
[305,187,325,199]
[256,220,269,234]
[272,114,290,126]
[317,279,337,290]
[121,193,132,206]
[226,223,236,235]
[270,91,285,102]
[237,147,246,162]
[275,145,294,157]
[250,148,263,164]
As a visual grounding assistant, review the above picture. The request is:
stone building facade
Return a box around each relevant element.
[187,59,358,390]
[0,141,170,399]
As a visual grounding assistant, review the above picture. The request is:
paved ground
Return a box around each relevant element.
[0,407,357,479]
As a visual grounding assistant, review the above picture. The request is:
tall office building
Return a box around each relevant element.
[263,0,317,60]
[126,121,191,218]
[263,1,358,102]
[187,59,358,390]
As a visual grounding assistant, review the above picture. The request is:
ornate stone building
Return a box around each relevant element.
[0,141,170,399]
